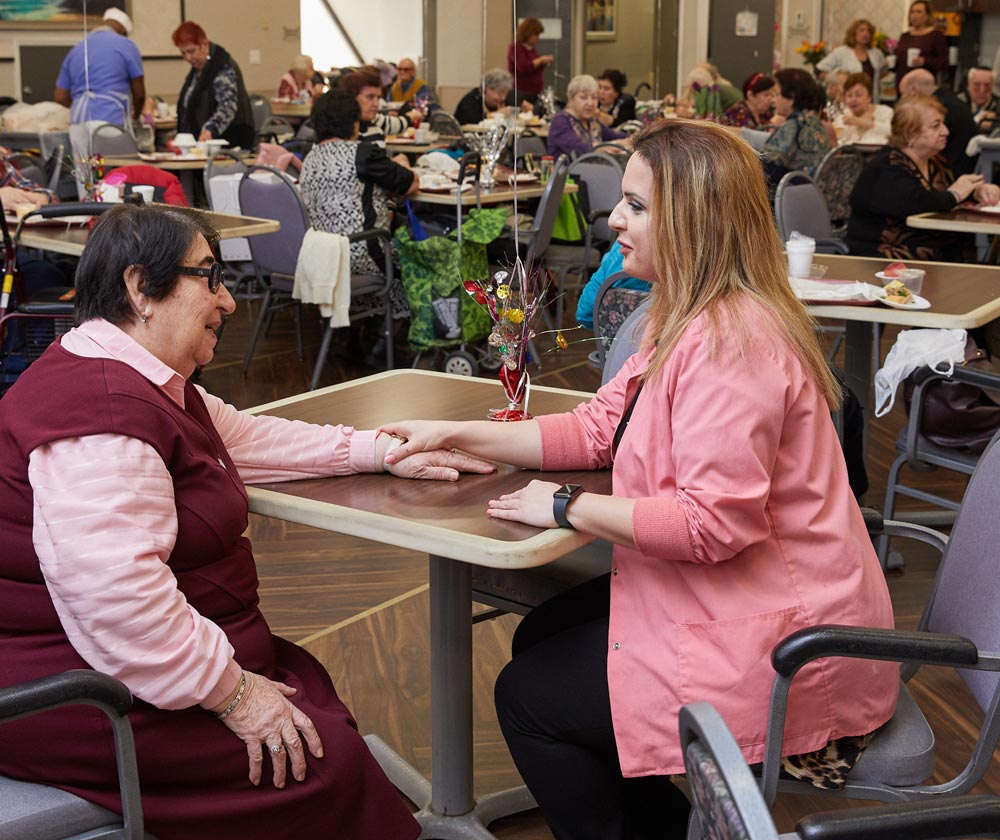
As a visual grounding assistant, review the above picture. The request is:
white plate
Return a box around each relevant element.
[507,173,539,184]
[975,204,1000,214]
[874,270,923,281]
[879,293,931,310]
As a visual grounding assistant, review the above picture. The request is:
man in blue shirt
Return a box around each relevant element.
[54,8,145,127]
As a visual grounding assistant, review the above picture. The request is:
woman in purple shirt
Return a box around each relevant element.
[548,74,628,160]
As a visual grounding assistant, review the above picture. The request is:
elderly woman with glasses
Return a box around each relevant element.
[548,74,628,160]
[0,204,493,840]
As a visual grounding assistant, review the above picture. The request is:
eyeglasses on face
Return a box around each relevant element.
[176,262,225,293]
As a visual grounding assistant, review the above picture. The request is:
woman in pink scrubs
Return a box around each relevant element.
[383,119,899,840]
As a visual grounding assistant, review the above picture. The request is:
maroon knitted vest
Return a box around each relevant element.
[0,341,277,691]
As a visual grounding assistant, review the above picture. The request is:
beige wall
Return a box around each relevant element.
[0,0,300,103]
[582,0,655,95]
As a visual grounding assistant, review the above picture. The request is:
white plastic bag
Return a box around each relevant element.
[874,328,967,417]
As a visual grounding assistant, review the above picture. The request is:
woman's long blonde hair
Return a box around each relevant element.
[632,119,841,408]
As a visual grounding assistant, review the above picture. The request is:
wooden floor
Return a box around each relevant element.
[199,291,995,838]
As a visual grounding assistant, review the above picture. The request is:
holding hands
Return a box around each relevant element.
[375,427,495,481]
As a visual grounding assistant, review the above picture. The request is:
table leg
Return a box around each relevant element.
[843,320,875,453]
[362,554,537,839]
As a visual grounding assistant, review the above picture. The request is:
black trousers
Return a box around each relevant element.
[494,573,691,840]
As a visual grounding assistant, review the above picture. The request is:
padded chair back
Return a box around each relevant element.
[203,151,249,209]
[524,155,570,264]
[774,170,835,242]
[600,292,650,384]
[921,432,1000,714]
[513,132,547,160]
[680,702,779,840]
[250,94,272,133]
[430,110,464,137]
[569,152,624,245]
[813,145,864,233]
[238,165,309,280]
[90,122,139,156]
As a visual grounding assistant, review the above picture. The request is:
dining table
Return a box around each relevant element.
[413,177,575,207]
[245,369,608,840]
[799,253,1000,428]
[14,206,279,258]
[99,152,253,205]
[907,208,1000,264]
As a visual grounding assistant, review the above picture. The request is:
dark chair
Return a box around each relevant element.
[429,110,464,138]
[587,272,649,370]
[813,145,864,236]
[681,700,1000,840]
[249,94,272,135]
[90,123,139,156]
[0,670,149,840]
[758,438,1000,818]
[877,365,1000,568]
[773,171,848,254]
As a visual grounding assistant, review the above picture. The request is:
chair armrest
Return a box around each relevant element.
[796,794,1000,840]
[347,227,392,245]
[0,669,131,724]
[861,509,949,554]
[586,208,611,225]
[771,624,979,679]
[912,362,1000,392]
[815,238,849,255]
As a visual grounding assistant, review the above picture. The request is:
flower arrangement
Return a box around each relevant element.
[463,259,563,421]
[795,40,828,70]
[872,31,897,56]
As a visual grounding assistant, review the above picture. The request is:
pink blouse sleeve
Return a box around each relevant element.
[29,434,241,710]
[198,386,378,482]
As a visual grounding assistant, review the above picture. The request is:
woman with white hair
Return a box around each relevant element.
[276,54,320,102]
[548,74,628,159]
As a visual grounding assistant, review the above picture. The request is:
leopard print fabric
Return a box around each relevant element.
[779,733,875,790]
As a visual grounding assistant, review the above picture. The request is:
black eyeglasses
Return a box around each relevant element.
[177,262,225,293]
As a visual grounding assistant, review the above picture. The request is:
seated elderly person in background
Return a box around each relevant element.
[340,68,409,145]
[899,68,978,174]
[846,96,999,261]
[387,58,431,106]
[276,54,320,102]
[958,66,999,134]
[300,89,416,318]
[575,240,650,330]
[0,204,493,840]
[817,19,885,83]
[824,69,850,117]
[595,69,636,128]
[454,68,516,126]
[548,74,628,160]
[833,73,892,144]
[172,21,254,148]
[720,72,777,129]
[763,68,832,181]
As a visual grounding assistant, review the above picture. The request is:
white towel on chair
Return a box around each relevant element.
[293,229,352,327]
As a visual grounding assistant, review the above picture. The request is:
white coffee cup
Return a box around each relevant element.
[156,101,169,118]
[133,185,155,205]
[786,238,816,278]
[907,47,921,66]
[414,126,429,143]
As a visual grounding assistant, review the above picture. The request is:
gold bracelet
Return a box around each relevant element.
[216,671,247,720]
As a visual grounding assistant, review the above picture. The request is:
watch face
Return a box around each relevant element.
[555,483,581,499]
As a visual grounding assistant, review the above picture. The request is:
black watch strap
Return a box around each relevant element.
[553,483,583,529]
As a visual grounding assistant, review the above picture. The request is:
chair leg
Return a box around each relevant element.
[241,288,274,376]
[311,319,336,391]
[877,452,907,569]
[294,303,304,361]
[383,309,394,371]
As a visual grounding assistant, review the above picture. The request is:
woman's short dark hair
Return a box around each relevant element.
[516,16,544,43]
[312,89,360,141]
[338,70,381,98]
[598,69,627,95]
[75,204,220,327]
[844,72,873,97]
[741,72,776,98]
[775,68,825,112]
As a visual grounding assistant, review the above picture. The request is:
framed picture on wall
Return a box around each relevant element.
[0,0,127,29]
[585,0,615,41]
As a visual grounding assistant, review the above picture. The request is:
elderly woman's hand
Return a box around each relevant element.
[387,448,496,481]
[217,671,324,789]
[948,173,986,203]
[973,181,1000,207]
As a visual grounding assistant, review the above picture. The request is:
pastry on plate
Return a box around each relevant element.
[883,280,913,305]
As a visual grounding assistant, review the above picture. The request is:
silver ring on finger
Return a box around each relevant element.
[270,744,284,755]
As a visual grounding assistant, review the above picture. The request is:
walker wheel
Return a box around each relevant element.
[443,350,478,377]
[479,345,503,372]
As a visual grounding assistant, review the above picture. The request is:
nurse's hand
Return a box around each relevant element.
[487,479,562,528]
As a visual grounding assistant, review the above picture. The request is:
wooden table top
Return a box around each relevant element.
[385,139,451,155]
[803,253,1000,329]
[16,207,279,257]
[413,179,576,207]
[100,153,253,171]
[907,209,1000,236]
[245,370,608,569]
[462,122,549,137]
[270,101,312,119]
